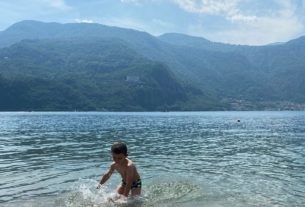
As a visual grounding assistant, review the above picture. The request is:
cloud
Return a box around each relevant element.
[189,15,304,45]
[101,17,147,31]
[173,0,238,14]
[172,0,257,23]
[210,16,303,45]
[174,0,305,45]
[74,19,94,23]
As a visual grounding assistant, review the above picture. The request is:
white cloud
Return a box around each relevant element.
[213,17,303,45]
[74,19,94,24]
[100,17,147,31]
[189,13,304,45]
[172,0,257,23]
[173,0,238,14]
[174,0,305,45]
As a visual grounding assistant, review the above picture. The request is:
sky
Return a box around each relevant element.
[0,0,305,45]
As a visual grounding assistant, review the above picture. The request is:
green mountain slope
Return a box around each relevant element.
[1,20,305,110]
[0,38,221,111]
[160,33,305,103]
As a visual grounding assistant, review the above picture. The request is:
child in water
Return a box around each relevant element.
[97,142,141,199]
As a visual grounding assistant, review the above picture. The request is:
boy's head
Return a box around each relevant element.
[111,141,128,156]
[111,142,128,164]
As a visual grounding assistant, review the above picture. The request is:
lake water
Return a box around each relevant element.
[0,111,305,207]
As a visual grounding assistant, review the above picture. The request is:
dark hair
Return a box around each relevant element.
[111,142,128,156]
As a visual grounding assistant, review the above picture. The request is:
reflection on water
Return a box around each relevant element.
[1,111,305,207]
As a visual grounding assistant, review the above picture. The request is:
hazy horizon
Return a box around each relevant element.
[1,0,305,46]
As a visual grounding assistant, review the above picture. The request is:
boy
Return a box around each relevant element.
[97,142,141,198]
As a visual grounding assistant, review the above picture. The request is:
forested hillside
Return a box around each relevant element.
[0,38,220,111]
[0,20,304,111]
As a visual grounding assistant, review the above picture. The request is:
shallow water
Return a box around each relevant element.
[0,111,305,207]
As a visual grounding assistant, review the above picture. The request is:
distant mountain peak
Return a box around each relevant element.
[286,35,305,45]
[6,20,60,31]
[159,33,212,43]
[0,20,157,49]
[158,32,237,52]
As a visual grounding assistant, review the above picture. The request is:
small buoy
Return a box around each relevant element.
[237,119,240,122]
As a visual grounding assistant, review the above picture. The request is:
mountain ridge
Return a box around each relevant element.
[0,37,221,111]
[1,20,305,111]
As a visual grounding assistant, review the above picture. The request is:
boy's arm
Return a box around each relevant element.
[122,165,134,197]
[97,163,115,189]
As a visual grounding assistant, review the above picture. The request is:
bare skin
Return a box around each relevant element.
[97,153,141,198]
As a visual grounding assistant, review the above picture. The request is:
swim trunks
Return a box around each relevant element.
[121,179,142,189]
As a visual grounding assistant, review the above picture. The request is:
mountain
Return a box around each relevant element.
[0,21,192,82]
[0,20,169,59]
[0,20,305,110]
[159,33,305,105]
[158,33,237,52]
[0,38,221,111]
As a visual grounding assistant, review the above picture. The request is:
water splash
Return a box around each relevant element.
[63,179,147,207]
[63,179,202,207]
[64,179,116,207]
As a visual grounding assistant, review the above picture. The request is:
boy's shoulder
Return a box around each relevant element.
[127,158,134,166]
[127,159,138,170]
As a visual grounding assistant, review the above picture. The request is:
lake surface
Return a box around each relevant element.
[0,111,305,207]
